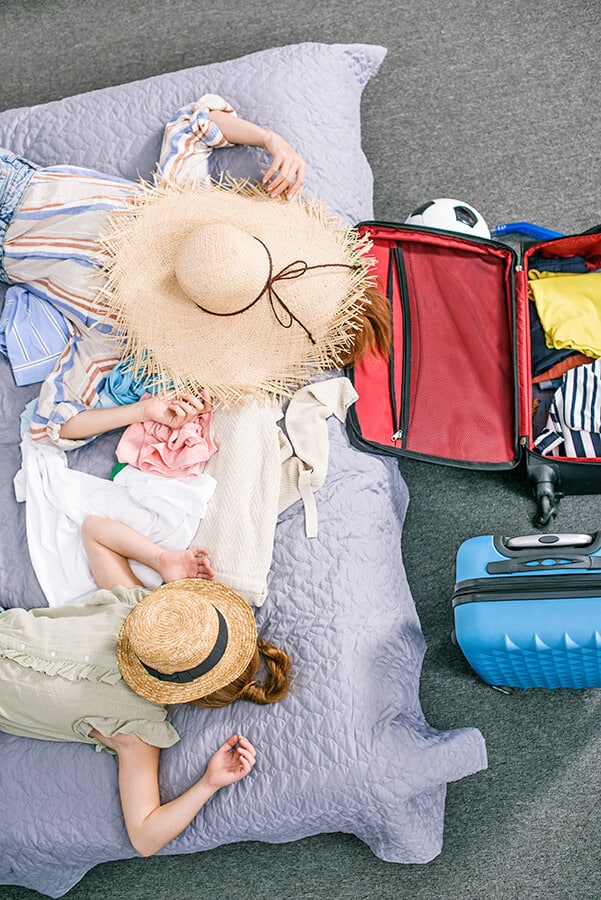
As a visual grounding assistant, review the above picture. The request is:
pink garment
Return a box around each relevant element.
[116,401,217,477]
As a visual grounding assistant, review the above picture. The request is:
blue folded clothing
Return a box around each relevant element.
[0,286,71,386]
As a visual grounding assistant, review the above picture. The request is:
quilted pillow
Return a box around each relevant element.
[0,44,487,899]
[0,41,387,223]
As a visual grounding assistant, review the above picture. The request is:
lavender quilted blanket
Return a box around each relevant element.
[0,42,487,898]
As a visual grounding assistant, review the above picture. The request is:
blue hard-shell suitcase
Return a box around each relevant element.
[452,531,601,689]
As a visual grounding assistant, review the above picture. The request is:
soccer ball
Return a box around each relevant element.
[405,198,490,239]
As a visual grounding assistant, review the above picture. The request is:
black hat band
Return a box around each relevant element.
[139,606,229,684]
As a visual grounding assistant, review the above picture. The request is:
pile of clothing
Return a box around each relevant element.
[529,253,601,457]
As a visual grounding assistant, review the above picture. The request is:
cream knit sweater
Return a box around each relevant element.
[191,377,358,606]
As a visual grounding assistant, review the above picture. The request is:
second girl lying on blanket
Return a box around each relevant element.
[0,93,390,448]
[0,513,290,856]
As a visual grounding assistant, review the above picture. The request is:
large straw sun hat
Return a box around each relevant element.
[117,579,257,704]
[98,177,376,405]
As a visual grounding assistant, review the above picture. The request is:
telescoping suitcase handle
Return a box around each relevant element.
[490,222,564,240]
[487,532,601,574]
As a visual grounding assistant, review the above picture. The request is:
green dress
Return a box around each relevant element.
[0,585,179,752]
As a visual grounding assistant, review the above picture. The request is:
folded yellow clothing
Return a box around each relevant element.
[529,270,601,358]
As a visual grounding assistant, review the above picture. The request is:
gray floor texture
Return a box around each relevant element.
[1,1,600,898]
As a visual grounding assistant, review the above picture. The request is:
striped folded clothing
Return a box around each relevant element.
[534,358,601,458]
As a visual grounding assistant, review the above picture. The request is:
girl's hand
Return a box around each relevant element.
[202,735,257,791]
[207,111,305,200]
[262,131,306,200]
[138,392,208,429]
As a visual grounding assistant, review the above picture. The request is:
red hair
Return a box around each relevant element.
[341,284,391,366]
[190,639,291,708]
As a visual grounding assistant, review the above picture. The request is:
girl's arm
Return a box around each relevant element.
[59,392,206,441]
[208,110,306,199]
[81,514,214,587]
[92,731,256,857]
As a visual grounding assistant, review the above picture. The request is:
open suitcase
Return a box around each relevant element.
[346,220,601,525]
[451,531,601,688]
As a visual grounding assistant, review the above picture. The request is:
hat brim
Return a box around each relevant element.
[98,177,375,405]
[117,579,257,704]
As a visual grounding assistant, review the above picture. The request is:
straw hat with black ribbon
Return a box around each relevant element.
[117,579,257,704]
[98,176,377,405]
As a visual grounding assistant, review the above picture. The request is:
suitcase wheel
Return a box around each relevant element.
[528,462,562,527]
[536,492,559,528]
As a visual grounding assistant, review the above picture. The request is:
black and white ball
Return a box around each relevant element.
[405,198,490,239]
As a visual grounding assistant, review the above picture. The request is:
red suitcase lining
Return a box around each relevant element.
[354,225,520,466]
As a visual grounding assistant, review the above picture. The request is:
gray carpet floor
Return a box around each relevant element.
[1,1,600,898]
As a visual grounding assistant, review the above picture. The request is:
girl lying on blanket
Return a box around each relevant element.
[0,94,390,449]
[0,514,290,857]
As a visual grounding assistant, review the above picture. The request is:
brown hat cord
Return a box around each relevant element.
[194,234,359,346]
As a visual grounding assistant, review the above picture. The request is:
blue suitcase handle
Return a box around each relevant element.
[487,555,601,574]
[491,222,565,240]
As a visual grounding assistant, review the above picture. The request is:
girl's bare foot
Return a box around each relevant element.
[156,547,214,583]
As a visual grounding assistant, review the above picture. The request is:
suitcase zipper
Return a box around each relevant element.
[386,250,399,435]
[453,572,601,606]
[391,243,411,444]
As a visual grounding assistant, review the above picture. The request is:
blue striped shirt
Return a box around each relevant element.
[534,359,601,458]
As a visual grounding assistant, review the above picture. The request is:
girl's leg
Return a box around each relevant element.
[0,150,38,284]
[81,515,214,590]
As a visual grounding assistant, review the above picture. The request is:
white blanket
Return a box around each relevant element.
[14,435,216,605]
